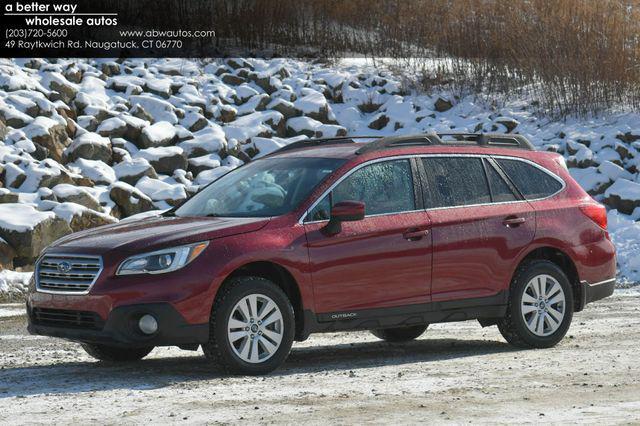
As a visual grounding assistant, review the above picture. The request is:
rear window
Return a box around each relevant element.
[495,159,563,200]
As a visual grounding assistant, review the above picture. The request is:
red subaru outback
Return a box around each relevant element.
[27,133,616,375]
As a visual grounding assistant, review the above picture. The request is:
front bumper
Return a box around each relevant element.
[579,278,615,310]
[27,302,209,348]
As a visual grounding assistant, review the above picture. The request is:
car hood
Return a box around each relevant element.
[49,215,271,254]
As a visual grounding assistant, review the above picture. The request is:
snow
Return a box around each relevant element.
[136,146,183,162]
[0,271,31,300]
[66,132,110,150]
[135,176,186,201]
[605,179,640,200]
[294,90,328,115]
[22,116,59,138]
[141,121,176,144]
[0,204,55,232]
[113,158,153,178]
[69,158,116,184]
[96,117,126,133]
[0,57,639,286]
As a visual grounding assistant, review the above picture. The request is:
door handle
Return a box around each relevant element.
[503,216,526,227]
[403,228,429,241]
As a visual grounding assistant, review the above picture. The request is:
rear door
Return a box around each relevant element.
[303,158,433,314]
[420,156,536,302]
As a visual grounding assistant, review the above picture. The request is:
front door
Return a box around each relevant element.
[303,158,432,315]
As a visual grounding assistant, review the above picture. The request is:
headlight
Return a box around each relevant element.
[116,242,209,276]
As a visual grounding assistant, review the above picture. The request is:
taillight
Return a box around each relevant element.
[579,203,608,230]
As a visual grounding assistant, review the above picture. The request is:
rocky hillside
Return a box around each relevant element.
[0,58,638,283]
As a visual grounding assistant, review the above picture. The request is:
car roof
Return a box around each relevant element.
[267,133,541,161]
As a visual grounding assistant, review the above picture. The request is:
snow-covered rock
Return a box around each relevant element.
[139,121,177,148]
[136,146,187,175]
[113,158,158,185]
[109,182,155,217]
[0,203,71,260]
[604,180,640,215]
[65,132,112,164]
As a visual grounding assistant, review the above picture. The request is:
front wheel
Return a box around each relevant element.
[370,324,428,342]
[81,343,153,362]
[498,260,574,348]
[202,276,295,375]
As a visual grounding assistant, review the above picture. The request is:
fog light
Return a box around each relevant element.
[138,314,158,335]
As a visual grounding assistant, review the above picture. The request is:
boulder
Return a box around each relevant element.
[368,114,390,130]
[0,188,20,203]
[434,97,453,112]
[97,117,127,138]
[136,146,187,174]
[603,180,640,215]
[43,72,78,104]
[53,203,116,232]
[0,204,72,260]
[218,105,237,123]
[65,132,113,164]
[51,184,102,211]
[24,116,69,162]
[0,237,16,269]
[109,182,156,217]
[267,98,301,119]
[221,74,246,86]
[2,164,26,189]
[135,176,187,207]
[113,158,158,186]
[138,121,177,148]
[495,117,519,133]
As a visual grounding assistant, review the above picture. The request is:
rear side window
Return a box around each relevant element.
[496,159,563,200]
[422,157,491,208]
[484,159,518,203]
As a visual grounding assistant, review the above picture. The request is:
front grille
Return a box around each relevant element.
[36,254,103,294]
[31,307,104,330]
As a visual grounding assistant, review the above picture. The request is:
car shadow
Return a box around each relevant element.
[0,338,518,399]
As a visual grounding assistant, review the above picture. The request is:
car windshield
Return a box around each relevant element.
[174,157,346,218]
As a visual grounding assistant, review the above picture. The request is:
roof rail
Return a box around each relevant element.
[355,133,534,154]
[263,136,382,157]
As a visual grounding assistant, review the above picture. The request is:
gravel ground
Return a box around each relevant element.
[1,293,639,424]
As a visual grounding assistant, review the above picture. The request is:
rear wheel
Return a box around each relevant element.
[370,324,428,342]
[81,343,153,362]
[498,260,573,348]
[202,276,295,375]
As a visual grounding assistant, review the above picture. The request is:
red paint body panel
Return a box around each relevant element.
[27,142,617,338]
[304,211,432,312]
[428,201,536,302]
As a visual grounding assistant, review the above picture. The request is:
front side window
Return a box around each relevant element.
[306,159,416,220]
[175,157,345,218]
[422,157,491,208]
[496,158,563,200]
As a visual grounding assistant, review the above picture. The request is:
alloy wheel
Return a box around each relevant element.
[521,274,566,337]
[227,293,284,363]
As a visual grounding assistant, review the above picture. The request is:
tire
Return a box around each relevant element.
[370,324,428,342]
[202,276,295,375]
[81,343,153,362]
[498,260,574,349]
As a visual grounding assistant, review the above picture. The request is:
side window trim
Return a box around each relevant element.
[410,157,425,211]
[484,157,524,202]
[301,156,421,224]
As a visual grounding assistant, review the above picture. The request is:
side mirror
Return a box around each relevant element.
[324,201,365,235]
